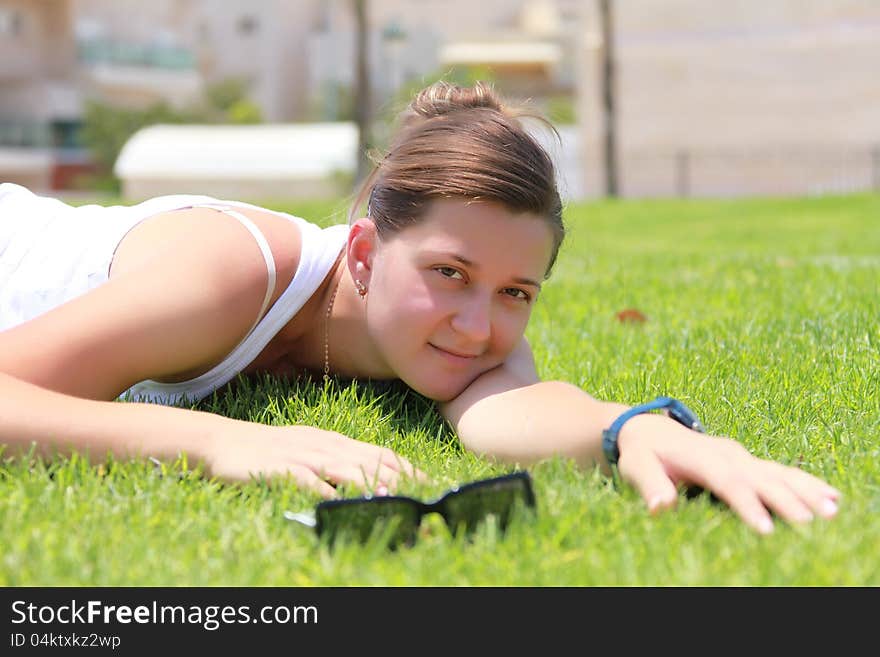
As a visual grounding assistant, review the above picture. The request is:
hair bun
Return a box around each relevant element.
[409,81,504,118]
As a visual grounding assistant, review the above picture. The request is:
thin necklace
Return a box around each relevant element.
[323,272,342,381]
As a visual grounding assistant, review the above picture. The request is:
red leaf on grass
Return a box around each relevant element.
[615,308,647,323]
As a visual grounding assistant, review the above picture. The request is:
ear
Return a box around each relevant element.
[346,218,379,287]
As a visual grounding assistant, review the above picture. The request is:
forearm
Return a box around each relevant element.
[451,379,683,475]
[0,372,227,465]
[446,368,842,535]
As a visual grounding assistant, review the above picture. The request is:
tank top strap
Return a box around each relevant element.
[193,203,277,337]
[119,218,349,406]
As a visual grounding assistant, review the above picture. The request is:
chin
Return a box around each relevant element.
[405,373,475,403]
[423,388,463,403]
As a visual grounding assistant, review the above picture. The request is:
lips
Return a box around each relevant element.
[430,344,480,359]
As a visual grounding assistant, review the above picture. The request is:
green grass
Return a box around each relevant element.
[2,193,878,585]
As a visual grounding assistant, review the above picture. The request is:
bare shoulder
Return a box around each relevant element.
[0,204,306,399]
[110,205,302,292]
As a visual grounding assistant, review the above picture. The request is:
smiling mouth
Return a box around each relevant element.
[429,344,479,359]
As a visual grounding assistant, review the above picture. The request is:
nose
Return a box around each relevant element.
[450,292,492,344]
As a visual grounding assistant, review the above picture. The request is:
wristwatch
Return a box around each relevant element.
[601,396,705,466]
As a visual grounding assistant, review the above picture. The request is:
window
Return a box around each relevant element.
[237,15,258,36]
[0,9,23,37]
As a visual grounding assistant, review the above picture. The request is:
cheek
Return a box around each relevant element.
[491,308,531,353]
[368,277,440,337]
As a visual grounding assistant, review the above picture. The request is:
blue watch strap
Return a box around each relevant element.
[602,396,705,466]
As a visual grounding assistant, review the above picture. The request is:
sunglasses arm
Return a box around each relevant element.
[283,510,317,528]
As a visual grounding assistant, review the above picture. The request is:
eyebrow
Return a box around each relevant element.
[428,252,543,290]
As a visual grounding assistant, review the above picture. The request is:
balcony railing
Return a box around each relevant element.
[77,39,195,70]
[0,120,83,149]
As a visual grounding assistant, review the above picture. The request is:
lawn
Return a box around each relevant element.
[1,193,878,586]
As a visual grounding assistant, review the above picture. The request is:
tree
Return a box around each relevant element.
[202,78,263,124]
[352,0,372,184]
[79,101,193,192]
[598,0,619,197]
[79,78,263,192]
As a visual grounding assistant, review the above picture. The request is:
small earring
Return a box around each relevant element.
[355,279,367,298]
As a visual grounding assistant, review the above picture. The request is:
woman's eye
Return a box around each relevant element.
[503,288,531,302]
[436,266,464,280]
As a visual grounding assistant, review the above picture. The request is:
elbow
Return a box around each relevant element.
[453,379,602,467]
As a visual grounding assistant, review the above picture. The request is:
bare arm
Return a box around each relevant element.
[439,338,617,471]
[439,338,841,534]
[0,209,418,494]
[0,207,290,399]
[0,372,417,496]
[0,371,223,463]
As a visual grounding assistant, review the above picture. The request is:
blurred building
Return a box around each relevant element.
[578,0,880,197]
[308,0,580,109]
[1,0,878,199]
[70,0,580,120]
[0,0,90,190]
[1,0,579,193]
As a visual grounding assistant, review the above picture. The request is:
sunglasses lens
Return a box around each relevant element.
[316,498,421,548]
[441,475,534,535]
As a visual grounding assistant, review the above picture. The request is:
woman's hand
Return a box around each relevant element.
[0,371,423,498]
[204,423,424,498]
[616,419,841,534]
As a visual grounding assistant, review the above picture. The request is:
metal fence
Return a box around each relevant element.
[613,146,880,199]
[531,127,880,200]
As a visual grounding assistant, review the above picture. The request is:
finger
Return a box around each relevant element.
[651,437,776,530]
[319,464,390,494]
[617,446,678,514]
[326,431,428,483]
[282,465,338,499]
[774,462,841,499]
[755,479,815,525]
[393,457,423,480]
[355,462,403,494]
[314,452,404,493]
[410,467,430,483]
[358,446,428,484]
[371,446,427,482]
[769,459,842,497]
[768,463,840,519]
[709,480,775,535]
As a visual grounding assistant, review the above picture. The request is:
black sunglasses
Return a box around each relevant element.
[284,471,536,548]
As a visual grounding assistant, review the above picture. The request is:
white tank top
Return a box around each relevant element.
[0,182,349,405]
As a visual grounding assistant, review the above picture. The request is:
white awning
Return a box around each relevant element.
[0,147,52,172]
[114,122,358,179]
[439,41,562,66]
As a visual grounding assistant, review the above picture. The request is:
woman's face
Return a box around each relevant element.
[355,198,555,401]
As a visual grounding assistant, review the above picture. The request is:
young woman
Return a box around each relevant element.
[0,82,840,534]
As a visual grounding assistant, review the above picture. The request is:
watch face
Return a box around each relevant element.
[665,400,705,433]
[602,429,617,460]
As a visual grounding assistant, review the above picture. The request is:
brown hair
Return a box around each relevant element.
[350,81,565,277]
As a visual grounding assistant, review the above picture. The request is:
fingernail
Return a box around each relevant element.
[376,485,389,496]
[648,495,673,513]
[821,498,838,517]
[758,518,774,535]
